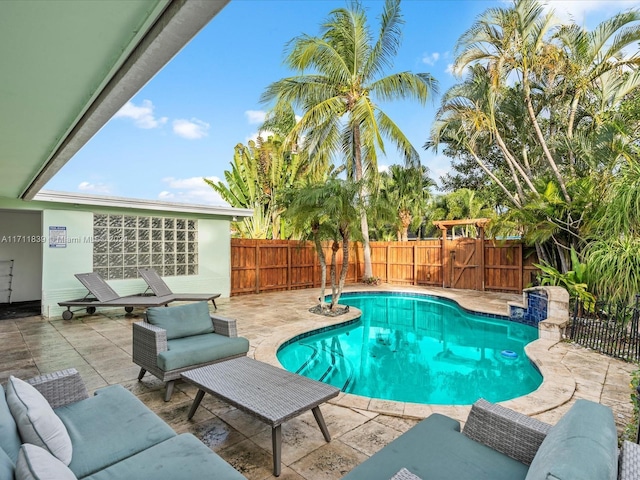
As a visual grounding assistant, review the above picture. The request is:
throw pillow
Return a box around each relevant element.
[6,376,73,465]
[16,444,77,480]
[146,301,214,339]
[525,399,617,480]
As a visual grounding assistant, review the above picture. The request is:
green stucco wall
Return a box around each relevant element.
[0,197,234,318]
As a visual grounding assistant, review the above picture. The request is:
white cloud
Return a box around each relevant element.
[543,0,638,23]
[245,110,267,124]
[172,118,210,139]
[245,130,275,144]
[114,100,167,129]
[77,181,111,194]
[423,154,453,188]
[378,164,390,173]
[159,176,228,206]
[422,52,440,66]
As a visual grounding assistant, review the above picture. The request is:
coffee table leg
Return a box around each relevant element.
[272,425,282,477]
[312,406,331,442]
[187,389,205,420]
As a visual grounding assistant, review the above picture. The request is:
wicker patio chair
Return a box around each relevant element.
[132,304,249,401]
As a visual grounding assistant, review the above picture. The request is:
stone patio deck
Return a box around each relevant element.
[0,285,636,480]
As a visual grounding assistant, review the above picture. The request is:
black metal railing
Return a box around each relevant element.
[568,295,640,362]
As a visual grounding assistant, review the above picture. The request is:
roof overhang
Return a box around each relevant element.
[34,190,253,218]
[1,0,229,201]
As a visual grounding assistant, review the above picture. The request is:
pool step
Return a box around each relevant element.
[296,342,355,392]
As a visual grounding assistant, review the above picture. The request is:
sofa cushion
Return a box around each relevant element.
[6,376,73,465]
[342,413,529,480]
[0,383,21,463]
[525,399,618,480]
[54,384,175,478]
[146,302,214,340]
[16,444,77,480]
[83,433,246,480]
[158,333,249,371]
[0,447,14,480]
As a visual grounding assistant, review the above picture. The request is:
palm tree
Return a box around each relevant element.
[261,0,438,279]
[430,189,494,237]
[555,11,640,141]
[379,165,434,241]
[282,178,362,311]
[454,0,570,201]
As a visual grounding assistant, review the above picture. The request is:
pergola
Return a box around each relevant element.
[432,218,491,290]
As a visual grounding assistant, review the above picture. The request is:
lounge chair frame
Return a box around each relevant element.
[58,272,174,320]
[138,267,220,308]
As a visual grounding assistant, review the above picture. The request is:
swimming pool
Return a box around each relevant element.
[277,292,542,405]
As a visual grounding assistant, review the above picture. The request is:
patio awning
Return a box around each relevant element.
[0,0,228,201]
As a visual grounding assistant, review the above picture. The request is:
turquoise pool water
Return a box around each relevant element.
[277,292,542,405]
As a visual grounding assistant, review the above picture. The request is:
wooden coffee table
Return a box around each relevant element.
[181,357,340,476]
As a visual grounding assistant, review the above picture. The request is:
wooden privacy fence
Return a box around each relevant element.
[230,238,538,296]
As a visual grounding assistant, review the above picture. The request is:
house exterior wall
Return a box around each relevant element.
[0,197,235,318]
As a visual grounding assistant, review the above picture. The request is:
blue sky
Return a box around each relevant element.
[44,0,638,206]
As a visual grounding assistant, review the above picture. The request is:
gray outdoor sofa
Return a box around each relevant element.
[343,398,640,480]
[0,369,246,480]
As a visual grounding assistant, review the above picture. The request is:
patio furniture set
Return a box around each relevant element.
[4,282,640,479]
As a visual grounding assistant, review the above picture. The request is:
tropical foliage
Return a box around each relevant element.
[426,0,640,300]
[208,0,640,305]
[376,165,434,241]
[261,0,438,277]
[206,135,307,239]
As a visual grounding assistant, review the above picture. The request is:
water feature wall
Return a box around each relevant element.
[508,286,569,341]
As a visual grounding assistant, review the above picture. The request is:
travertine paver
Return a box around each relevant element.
[0,285,635,480]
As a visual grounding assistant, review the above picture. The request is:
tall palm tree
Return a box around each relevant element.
[379,165,434,240]
[261,0,438,279]
[454,0,570,201]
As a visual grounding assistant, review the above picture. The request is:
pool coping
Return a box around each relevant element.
[252,288,575,423]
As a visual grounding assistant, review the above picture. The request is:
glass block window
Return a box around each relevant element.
[93,214,198,280]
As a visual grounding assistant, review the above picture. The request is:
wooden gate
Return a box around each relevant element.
[435,218,489,291]
[448,238,482,290]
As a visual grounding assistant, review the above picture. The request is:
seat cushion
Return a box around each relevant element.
[0,383,21,464]
[83,434,246,480]
[158,333,249,371]
[342,413,529,480]
[0,447,14,480]
[6,376,73,465]
[16,444,77,480]
[146,301,214,340]
[525,399,618,480]
[54,384,175,478]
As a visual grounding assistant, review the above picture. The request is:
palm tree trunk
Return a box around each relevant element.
[470,151,521,208]
[522,79,571,203]
[494,129,538,195]
[330,241,339,309]
[353,124,373,279]
[333,230,350,307]
[314,233,328,310]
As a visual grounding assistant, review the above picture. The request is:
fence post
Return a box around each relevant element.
[287,243,292,291]
[255,242,260,294]
[386,244,391,283]
[413,243,418,286]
